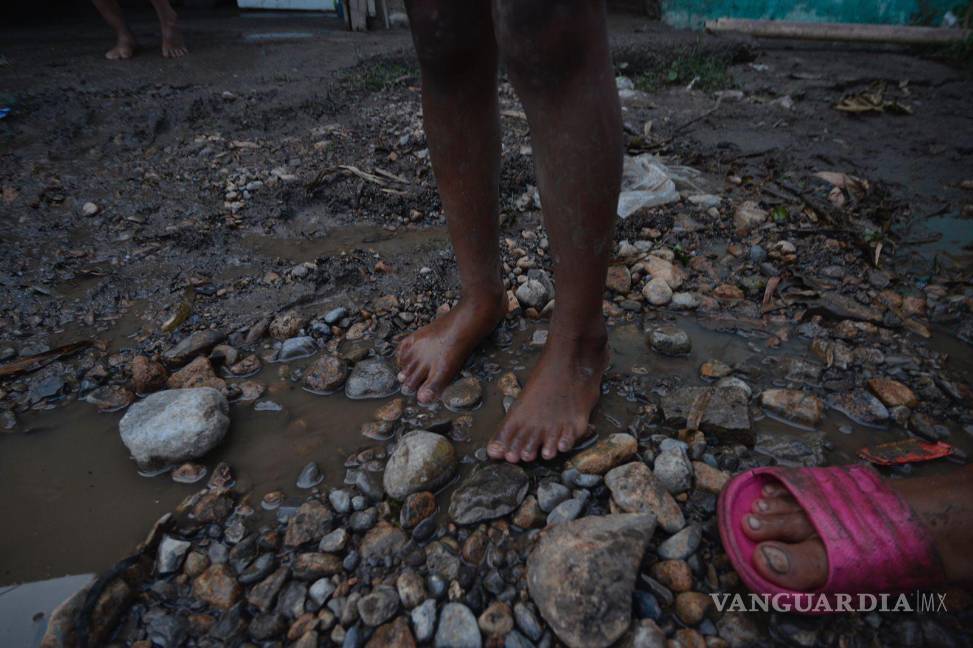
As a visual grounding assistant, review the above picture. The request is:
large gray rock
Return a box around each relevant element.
[661,386,752,445]
[119,388,229,469]
[383,431,457,500]
[435,602,481,648]
[345,358,398,399]
[528,514,656,648]
[448,463,529,525]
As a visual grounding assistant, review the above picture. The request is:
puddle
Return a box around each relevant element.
[243,224,448,264]
[2,315,970,635]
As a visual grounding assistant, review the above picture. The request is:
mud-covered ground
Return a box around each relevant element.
[1,7,972,648]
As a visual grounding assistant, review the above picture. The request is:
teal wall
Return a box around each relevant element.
[662,0,961,28]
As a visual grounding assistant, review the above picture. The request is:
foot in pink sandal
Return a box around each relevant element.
[716,464,973,612]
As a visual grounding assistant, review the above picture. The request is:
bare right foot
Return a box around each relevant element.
[105,33,136,60]
[396,291,506,404]
[160,20,188,58]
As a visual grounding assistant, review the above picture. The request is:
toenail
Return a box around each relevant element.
[747,515,761,530]
[761,545,790,574]
[756,499,769,512]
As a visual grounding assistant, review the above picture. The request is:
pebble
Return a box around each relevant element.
[448,462,529,525]
[274,336,317,361]
[329,489,352,514]
[605,462,685,533]
[296,462,324,489]
[570,433,637,474]
[303,355,348,393]
[411,599,437,644]
[434,602,482,648]
[157,535,191,574]
[346,358,399,399]
[647,325,691,356]
[171,463,208,484]
[658,524,702,560]
[513,602,543,642]
[536,481,571,513]
[441,377,483,411]
[653,447,693,494]
[546,498,584,525]
[383,431,457,500]
[319,528,349,553]
[642,277,673,306]
[357,585,399,626]
[759,389,824,427]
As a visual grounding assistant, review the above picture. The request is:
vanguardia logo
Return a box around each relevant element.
[709,592,948,614]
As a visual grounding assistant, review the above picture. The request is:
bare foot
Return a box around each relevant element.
[488,324,608,463]
[161,20,188,58]
[396,291,505,404]
[741,471,973,590]
[105,33,137,60]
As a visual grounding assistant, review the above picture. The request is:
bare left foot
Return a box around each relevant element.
[488,324,608,463]
[160,19,187,58]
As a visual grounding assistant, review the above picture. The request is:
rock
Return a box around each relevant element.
[119,388,229,469]
[537,481,572,513]
[830,389,890,426]
[650,560,693,592]
[376,398,405,422]
[547,497,584,525]
[397,569,427,608]
[755,432,825,467]
[441,377,483,411]
[692,461,729,494]
[512,495,546,529]
[497,371,522,398]
[642,277,673,306]
[434,603,481,648]
[303,355,348,393]
[759,389,824,427]
[513,602,543,641]
[606,265,632,293]
[716,612,761,648]
[309,578,336,606]
[167,356,227,394]
[516,280,548,309]
[383,431,457,500]
[366,617,415,648]
[163,330,225,366]
[193,564,242,609]
[319,528,348,553]
[605,462,685,533]
[653,447,693,494]
[157,535,191,574]
[285,500,334,547]
[642,255,685,289]
[670,292,699,310]
[400,491,436,528]
[478,601,514,637]
[647,325,691,356]
[84,385,135,412]
[661,387,752,445]
[527,514,655,648]
[361,522,408,564]
[132,355,168,394]
[296,462,324,489]
[412,599,437,644]
[657,525,702,560]
[570,433,637,474]
[346,358,399,399]
[734,201,767,233]
[292,553,343,580]
[358,586,399,626]
[675,591,713,625]
[632,619,667,648]
[172,462,207,484]
[275,336,317,362]
[448,462,529,525]
[270,310,305,339]
[867,378,918,408]
[324,307,348,324]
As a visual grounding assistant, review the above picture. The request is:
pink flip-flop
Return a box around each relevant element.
[718,464,945,612]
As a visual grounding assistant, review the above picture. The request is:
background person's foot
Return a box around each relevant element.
[487,326,608,463]
[161,23,188,58]
[105,34,136,60]
[741,471,973,591]
[395,292,505,404]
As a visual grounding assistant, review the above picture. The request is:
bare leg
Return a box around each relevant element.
[487,0,623,463]
[148,0,187,58]
[741,467,973,589]
[92,0,137,60]
[396,1,507,403]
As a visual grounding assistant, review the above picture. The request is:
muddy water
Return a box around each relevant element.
[2,316,970,642]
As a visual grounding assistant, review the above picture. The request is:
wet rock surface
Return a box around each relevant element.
[119,388,230,469]
[448,462,529,525]
[528,514,656,648]
[383,431,458,500]
[345,358,399,399]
